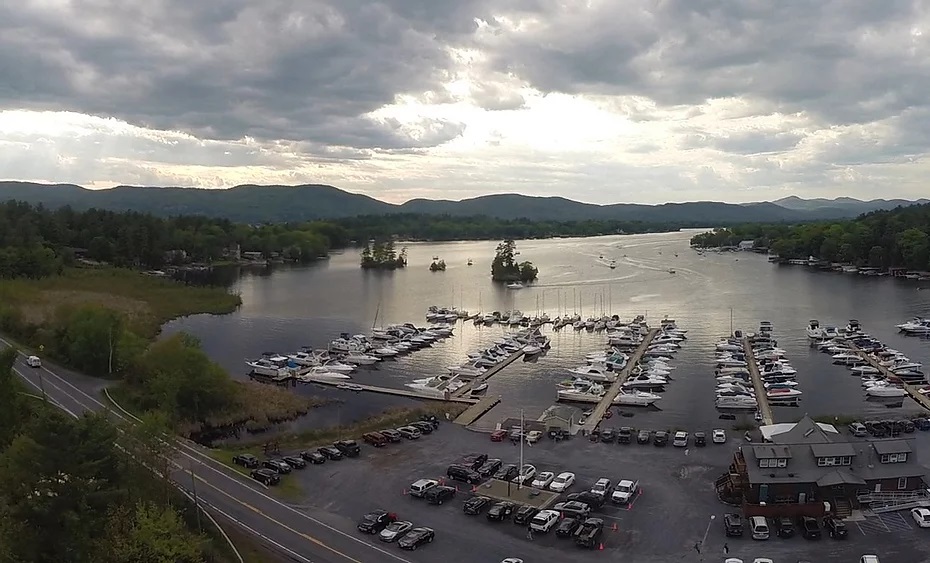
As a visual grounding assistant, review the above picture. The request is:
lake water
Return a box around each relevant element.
[164,230,930,434]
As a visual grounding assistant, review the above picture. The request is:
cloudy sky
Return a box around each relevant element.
[2,0,930,204]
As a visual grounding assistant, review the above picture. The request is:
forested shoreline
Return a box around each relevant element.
[690,203,930,271]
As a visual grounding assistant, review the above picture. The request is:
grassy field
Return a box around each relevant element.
[0,266,241,338]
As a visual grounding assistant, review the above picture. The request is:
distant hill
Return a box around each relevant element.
[0,181,925,224]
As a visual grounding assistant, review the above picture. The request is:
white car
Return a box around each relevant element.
[529,509,560,533]
[513,464,536,485]
[531,471,554,489]
[501,559,524,563]
[525,430,542,443]
[752,559,774,563]
[712,429,727,444]
[724,559,743,563]
[610,479,639,504]
[912,507,930,528]
[590,478,612,498]
[26,355,41,368]
[549,471,575,492]
[673,431,689,447]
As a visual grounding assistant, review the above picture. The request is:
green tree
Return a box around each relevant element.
[100,502,205,563]
[868,245,885,268]
[897,228,930,270]
[52,305,127,376]
[0,347,25,449]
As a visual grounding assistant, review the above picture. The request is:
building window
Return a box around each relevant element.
[759,459,769,468]
[818,457,837,467]
[898,477,908,490]
[776,458,787,468]
[841,456,851,466]
[880,453,908,464]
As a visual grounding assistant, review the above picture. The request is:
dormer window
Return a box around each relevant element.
[816,456,852,467]
[880,453,908,464]
[759,458,787,468]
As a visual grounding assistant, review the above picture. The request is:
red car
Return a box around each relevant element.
[490,429,508,442]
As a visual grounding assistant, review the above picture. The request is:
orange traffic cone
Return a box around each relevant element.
[598,542,604,551]
[611,522,618,532]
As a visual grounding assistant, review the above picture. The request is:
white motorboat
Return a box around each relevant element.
[246,359,288,378]
[759,363,797,376]
[506,282,524,289]
[851,365,880,375]
[865,384,907,398]
[890,362,923,373]
[831,353,863,365]
[767,388,803,400]
[623,374,668,388]
[522,344,542,355]
[304,368,351,380]
[288,351,319,367]
[898,318,930,335]
[407,373,467,394]
[716,342,742,352]
[448,363,487,377]
[470,382,489,394]
[716,358,748,368]
[716,395,758,409]
[372,346,399,357]
[319,360,356,374]
[344,351,379,365]
[614,389,661,406]
[558,380,606,402]
[822,326,840,339]
[716,375,747,384]
[569,365,613,381]
[329,337,367,353]
[806,319,825,340]
[763,380,798,389]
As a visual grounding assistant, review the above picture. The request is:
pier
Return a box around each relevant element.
[454,395,502,426]
[452,349,525,397]
[297,378,479,404]
[581,327,660,433]
[851,346,930,412]
[741,337,774,425]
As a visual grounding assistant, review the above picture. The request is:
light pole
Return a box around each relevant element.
[698,514,715,560]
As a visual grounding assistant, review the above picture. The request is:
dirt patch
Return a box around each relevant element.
[19,290,151,325]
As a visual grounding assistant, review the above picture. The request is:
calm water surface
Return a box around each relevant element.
[164,231,930,432]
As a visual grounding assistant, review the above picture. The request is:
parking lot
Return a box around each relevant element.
[268,423,930,563]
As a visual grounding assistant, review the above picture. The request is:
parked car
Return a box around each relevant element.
[672,431,689,447]
[549,471,576,492]
[513,505,538,525]
[749,516,769,540]
[490,429,508,442]
[574,517,604,548]
[823,516,848,539]
[552,501,591,519]
[282,455,306,469]
[903,420,916,433]
[409,478,438,498]
[590,478,612,498]
[357,510,396,533]
[694,432,707,446]
[724,513,743,537]
[599,428,616,443]
[397,527,434,550]
[529,509,560,533]
[424,485,456,505]
[617,427,633,444]
[532,471,555,489]
[913,418,930,431]
[333,440,361,457]
[555,516,582,538]
[525,430,543,443]
[317,446,343,460]
[363,432,388,447]
[262,459,291,474]
[610,479,639,504]
[463,496,493,515]
[712,429,727,444]
[653,431,669,446]
[446,464,481,484]
[848,422,867,437]
[487,501,516,521]
[250,468,280,485]
[494,464,519,481]
[462,453,489,470]
[798,516,821,539]
[300,450,326,464]
[477,458,503,478]
[397,426,421,440]
[513,464,537,485]
[410,421,434,434]
[774,516,795,538]
[637,429,651,444]
[379,520,413,542]
[912,507,930,528]
[380,429,403,442]
[233,453,259,468]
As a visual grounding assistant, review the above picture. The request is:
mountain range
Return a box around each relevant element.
[0,181,925,224]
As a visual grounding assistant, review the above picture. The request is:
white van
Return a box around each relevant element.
[26,355,41,368]
[750,516,769,540]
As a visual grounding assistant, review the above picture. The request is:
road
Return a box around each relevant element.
[2,337,419,563]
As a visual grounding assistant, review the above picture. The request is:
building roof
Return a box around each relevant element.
[810,442,857,458]
[872,440,912,456]
[752,445,792,459]
[543,405,580,423]
[816,470,866,487]
[767,416,838,444]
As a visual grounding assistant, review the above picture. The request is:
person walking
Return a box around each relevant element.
[723,542,729,554]
[526,527,534,541]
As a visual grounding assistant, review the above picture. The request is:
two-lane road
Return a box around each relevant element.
[2,338,420,563]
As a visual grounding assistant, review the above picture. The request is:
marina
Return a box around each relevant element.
[741,335,774,425]
[298,377,480,404]
[851,342,930,411]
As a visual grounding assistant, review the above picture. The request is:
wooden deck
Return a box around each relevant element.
[454,394,502,426]
[741,337,774,425]
[297,377,479,404]
[851,346,930,412]
[452,349,524,397]
[580,327,660,433]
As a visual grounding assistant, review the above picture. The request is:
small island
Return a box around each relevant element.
[429,259,446,271]
[491,239,538,282]
[360,240,407,270]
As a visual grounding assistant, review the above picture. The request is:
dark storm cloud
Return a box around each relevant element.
[0,0,483,149]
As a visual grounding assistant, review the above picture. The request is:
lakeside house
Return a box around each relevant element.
[717,416,929,519]
[738,240,755,251]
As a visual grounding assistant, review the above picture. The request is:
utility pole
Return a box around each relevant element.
[190,462,202,533]
[518,409,525,490]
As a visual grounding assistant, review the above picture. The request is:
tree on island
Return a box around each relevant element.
[429,259,446,271]
[491,239,538,282]
[360,240,407,269]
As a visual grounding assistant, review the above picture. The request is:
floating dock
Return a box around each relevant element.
[454,395,502,426]
[581,327,660,433]
[741,336,774,425]
[297,378,479,404]
[452,349,524,397]
[851,346,930,412]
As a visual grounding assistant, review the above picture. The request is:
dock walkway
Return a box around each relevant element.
[297,378,478,404]
[581,327,660,433]
[851,346,930,412]
[454,395,502,426]
[452,349,524,397]
[741,337,774,425]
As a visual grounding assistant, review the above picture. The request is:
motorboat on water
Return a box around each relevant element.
[831,353,864,365]
[246,359,289,378]
[623,374,668,388]
[304,367,352,380]
[470,382,489,394]
[865,383,907,398]
[344,351,379,365]
[767,387,803,400]
[764,380,798,389]
[716,358,748,368]
[851,365,880,375]
[558,380,606,402]
[407,373,468,394]
[319,360,356,374]
[448,363,487,377]
[806,320,825,340]
[329,335,368,354]
[716,395,758,409]
[569,365,613,381]
[614,389,661,406]
[897,317,930,335]
[506,282,524,289]
[371,346,399,358]
[522,344,542,356]
[716,375,748,384]
[716,341,742,352]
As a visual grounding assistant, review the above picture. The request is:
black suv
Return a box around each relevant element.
[798,516,821,539]
[555,516,582,537]
[357,510,396,533]
[823,516,848,539]
[574,518,604,548]
[493,464,519,481]
[411,421,435,434]
[617,427,633,444]
[282,455,307,469]
[424,485,456,505]
[774,516,795,538]
[447,464,482,484]
[724,513,743,537]
[694,432,707,447]
[233,453,259,468]
[477,458,503,478]
[334,440,361,457]
[513,505,538,525]
[379,429,403,442]
[300,450,326,464]
[566,491,606,509]
[486,502,516,521]
[250,468,280,485]
[653,431,669,446]
[637,429,651,444]
[318,446,343,460]
[463,496,493,515]
[262,459,291,474]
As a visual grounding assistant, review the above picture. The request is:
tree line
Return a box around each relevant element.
[690,203,930,270]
